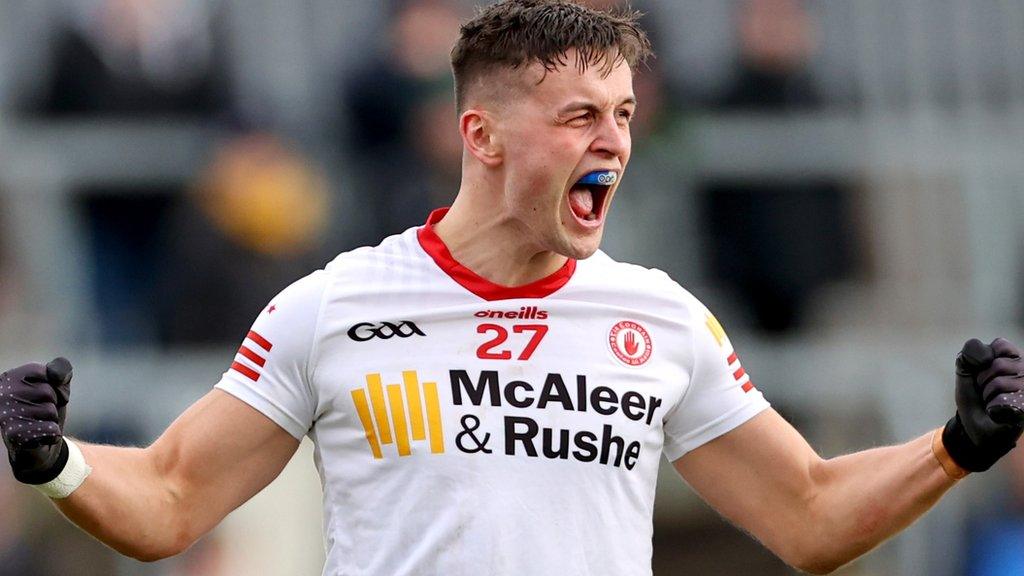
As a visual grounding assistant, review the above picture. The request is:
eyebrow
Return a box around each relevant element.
[558,96,637,115]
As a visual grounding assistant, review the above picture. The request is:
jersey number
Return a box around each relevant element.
[476,324,549,360]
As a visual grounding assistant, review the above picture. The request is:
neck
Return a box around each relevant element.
[432,187,568,287]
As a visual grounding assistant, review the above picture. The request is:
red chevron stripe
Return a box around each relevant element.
[238,345,266,367]
[231,361,260,382]
[247,330,273,352]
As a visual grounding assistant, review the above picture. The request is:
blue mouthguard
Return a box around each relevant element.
[577,170,617,186]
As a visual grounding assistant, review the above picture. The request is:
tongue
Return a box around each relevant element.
[569,186,594,218]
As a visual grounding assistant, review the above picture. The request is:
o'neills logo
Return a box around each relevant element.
[475,306,548,320]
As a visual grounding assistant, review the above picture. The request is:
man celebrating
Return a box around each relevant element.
[3,1,1024,574]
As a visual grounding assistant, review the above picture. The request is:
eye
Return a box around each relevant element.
[568,112,593,127]
[617,109,634,122]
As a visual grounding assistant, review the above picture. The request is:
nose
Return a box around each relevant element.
[589,113,630,160]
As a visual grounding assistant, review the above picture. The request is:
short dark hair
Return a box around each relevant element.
[451,0,652,111]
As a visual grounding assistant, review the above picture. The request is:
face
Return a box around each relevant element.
[492,51,635,259]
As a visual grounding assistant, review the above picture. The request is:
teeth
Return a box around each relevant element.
[585,213,597,221]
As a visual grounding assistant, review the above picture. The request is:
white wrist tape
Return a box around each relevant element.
[34,438,92,499]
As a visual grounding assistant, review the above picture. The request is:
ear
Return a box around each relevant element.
[459,109,503,168]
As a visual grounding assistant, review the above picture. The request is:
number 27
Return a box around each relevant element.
[476,324,549,360]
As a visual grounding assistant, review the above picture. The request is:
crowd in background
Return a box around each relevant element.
[0,0,865,347]
[1,1,1023,574]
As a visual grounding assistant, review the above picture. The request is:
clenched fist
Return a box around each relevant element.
[943,338,1024,472]
[0,358,73,484]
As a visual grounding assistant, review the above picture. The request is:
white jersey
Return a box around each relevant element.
[216,208,770,576]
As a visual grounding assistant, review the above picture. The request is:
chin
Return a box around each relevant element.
[573,246,601,260]
[560,230,603,260]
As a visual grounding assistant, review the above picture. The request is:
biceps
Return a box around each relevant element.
[672,409,823,543]
[149,390,301,534]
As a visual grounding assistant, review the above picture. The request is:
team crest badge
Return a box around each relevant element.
[608,321,652,366]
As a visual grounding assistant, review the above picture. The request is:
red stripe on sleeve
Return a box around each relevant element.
[742,381,755,393]
[727,352,738,364]
[247,330,273,352]
[231,361,260,382]
[238,345,267,367]
[733,367,746,380]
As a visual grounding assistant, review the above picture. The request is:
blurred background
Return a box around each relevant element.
[1,0,1023,574]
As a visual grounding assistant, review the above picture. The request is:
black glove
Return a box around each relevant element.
[0,358,73,484]
[942,338,1024,472]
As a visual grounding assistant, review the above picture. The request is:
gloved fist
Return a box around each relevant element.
[0,358,73,484]
[942,338,1024,472]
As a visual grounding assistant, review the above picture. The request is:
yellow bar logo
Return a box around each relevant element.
[705,313,727,347]
[351,371,445,459]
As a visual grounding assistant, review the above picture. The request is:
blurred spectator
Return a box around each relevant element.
[15,0,234,345]
[341,0,463,243]
[28,0,230,118]
[698,0,854,333]
[156,133,332,346]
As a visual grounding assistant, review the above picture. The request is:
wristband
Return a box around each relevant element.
[931,428,969,480]
[33,439,92,499]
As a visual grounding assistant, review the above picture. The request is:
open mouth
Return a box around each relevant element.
[568,170,616,225]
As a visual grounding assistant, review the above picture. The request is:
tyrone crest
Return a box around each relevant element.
[609,321,652,366]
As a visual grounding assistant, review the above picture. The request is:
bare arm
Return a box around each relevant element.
[53,389,300,562]
[673,409,956,574]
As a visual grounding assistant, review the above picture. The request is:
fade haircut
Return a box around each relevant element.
[450,0,652,112]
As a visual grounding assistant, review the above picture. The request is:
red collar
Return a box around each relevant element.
[416,208,576,301]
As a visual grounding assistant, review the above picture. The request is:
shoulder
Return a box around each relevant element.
[321,226,429,284]
[255,268,330,325]
[575,250,685,294]
[572,250,708,323]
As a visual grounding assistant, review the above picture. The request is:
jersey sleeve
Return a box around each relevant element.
[662,299,770,461]
[214,270,327,440]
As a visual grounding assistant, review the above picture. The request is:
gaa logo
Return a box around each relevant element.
[347,321,425,342]
[596,172,616,185]
[608,320,652,366]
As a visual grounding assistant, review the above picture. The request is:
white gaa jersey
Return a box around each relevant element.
[215,208,770,576]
